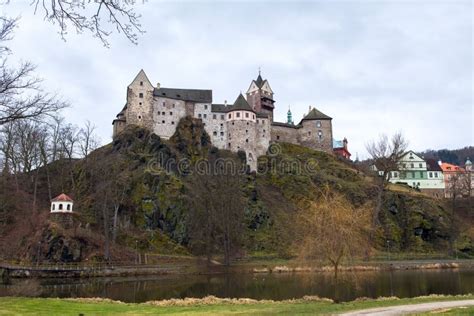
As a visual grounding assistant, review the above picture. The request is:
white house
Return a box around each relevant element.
[388,151,445,197]
[50,193,74,213]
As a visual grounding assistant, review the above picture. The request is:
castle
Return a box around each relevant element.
[112,70,335,169]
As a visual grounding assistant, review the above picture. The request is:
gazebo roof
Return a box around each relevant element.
[51,193,73,202]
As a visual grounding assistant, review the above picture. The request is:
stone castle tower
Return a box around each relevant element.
[113,70,334,170]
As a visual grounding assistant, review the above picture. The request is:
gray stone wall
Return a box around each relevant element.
[298,119,333,153]
[126,74,154,131]
[152,97,186,139]
[256,118,271,156]
[227,115,258,170]
[271,125,299,144]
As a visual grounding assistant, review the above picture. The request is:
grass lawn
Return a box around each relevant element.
[0,295,473,315]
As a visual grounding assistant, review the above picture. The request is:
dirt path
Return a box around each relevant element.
[340,300,474,315]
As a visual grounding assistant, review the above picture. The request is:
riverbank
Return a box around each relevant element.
[0,294,473,315]
[2,258,474,279]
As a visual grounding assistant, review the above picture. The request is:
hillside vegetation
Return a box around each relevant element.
[0,117,472,263]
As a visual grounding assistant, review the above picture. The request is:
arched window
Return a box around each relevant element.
[52,204,55,211]
[59,204,63,210]
[67,204,71,211]
[316,121,321,127]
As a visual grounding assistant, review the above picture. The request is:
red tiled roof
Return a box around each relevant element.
[440,162,465,173]
[51,193,73,202]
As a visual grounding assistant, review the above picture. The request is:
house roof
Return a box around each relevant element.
[52,193,73,202]
[301,108,332,121]
[211,104,229,113]
[440,162,465,173]
[333,140,344,149]
[255,74,265,88]
[425,159,443,172]
[228,94,255,112]
[153,87,212,103]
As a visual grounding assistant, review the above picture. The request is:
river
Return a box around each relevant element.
[1,269,473,303]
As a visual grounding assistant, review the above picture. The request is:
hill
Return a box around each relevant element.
[0,117,472,263]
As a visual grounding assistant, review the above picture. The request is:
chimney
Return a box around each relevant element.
[224,100,227,106]
[156,82,160,89]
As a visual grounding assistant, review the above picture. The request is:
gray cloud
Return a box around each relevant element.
[3,0,472,158]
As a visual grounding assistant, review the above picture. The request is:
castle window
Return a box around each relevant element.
[221,115,224,120]
[171,121,175,125]
[429,172,433,178]
[59,204,63,210]
[204,114,207,119]
[52,204,55,210]
[213,114,216,119]
[162,120,165,124]
[246,130,248,133]
[263,129,265,133]
[246,139,249,143]
[277,135,280,140]
[213,131,217,136]
[157,112,160,115]
[139,102,142,105]
[236,112,240,118]
[253,115,255,119]
[140,81,143,86]
[316,121,321,127]
[419,163,423,168]
[163,102,165,106]
[247,122,249,125]
[198,114,202,118]
[162,112,165,115]
[245,113,249,118]
[308,131,311,136]
[67,204,71,211]
[435,172,438,178]
[318,130,323,140]
[257,120,259,124]
[228,143,231,148]
[220,132,224,136]
[411,163,414,168]
[228,114,232,119]
[139,93,143,98]
[232,122,234,125]
[138,115,142,120]
[420,172,423,178]
[220,123,223,127]
[204,105,208,110]
[173,104,175,108]
[170,112,173,115]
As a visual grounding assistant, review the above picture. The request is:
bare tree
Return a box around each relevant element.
[187,161,246,266]
[0,17,67,125]
[365,132,408,253]
[79,120,99,159]
[28,0,144,47]
[295,188,371,280]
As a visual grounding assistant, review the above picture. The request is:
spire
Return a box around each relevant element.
[287,105,293,125]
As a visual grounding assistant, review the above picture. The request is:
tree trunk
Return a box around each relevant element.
[102,197,110,261]
[112,205,119,244]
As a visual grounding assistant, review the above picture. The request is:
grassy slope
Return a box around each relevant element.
[0,296,473,315]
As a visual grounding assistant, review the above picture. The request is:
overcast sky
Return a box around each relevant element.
[2,0,472,158]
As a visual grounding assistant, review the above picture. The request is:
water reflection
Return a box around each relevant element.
[0,269,473,303]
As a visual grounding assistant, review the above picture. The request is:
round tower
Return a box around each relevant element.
[226,94,258,170]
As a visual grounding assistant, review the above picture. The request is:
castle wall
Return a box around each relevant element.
[299,119,333,153]
[256,118,271,156]
[152,97,186,139]
[271,125,300,144]
[125,74,154,131]
[227,112,258,170]
[195,104,228,149]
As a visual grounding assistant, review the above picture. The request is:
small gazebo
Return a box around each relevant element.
[50,193,74,213]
